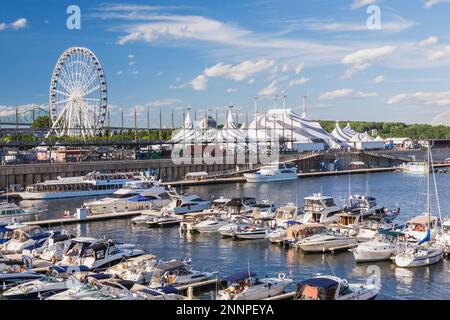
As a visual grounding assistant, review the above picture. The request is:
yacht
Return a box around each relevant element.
[0,256,43,290]
[218,218,252,238]
[223,197,257,218]
[249,200,276,219]
[58,237,144,271]
[149,260,217,288]
[82,179,170,215]
[194,217,229,233]
[2,266,80,300]
[244,162,298,183]
[351,230,403,262]
[217,271,293,300]
[22,232,74,261]
[2,226,62,254]
[0,202,45,225]
[272,203,298,226]
[294,275,380,300]
[302,194,343,225]
[162,187,211,215]
[105,254,159,285]
[233,224,270,240]
[146,212,182,228]
[19,171,144,200]
[296,231,357,253]
[401,162,430,174]
[346,194,400,221]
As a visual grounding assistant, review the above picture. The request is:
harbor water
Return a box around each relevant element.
[15,172,450,300]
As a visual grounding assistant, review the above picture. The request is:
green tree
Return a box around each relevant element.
[31,115,50,128]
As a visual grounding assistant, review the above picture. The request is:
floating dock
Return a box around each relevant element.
[23,211,141,227]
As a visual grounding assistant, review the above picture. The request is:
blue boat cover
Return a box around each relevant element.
[298,277,339,289]
[154,285,180,294]
[53,265,91,272]
[127,194,150,202]
[221,271,257,283]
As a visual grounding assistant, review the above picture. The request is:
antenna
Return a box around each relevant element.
[273,94,279,108]
[302,92,308,118]
[282,90,287,108]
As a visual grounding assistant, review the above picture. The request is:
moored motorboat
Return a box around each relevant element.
[294,275,380,300]
[244,162,298,183]
[217,271,293,300]
[296,231,357,253]
[351,230,404,262]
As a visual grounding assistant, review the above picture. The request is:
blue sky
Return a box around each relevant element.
[2,0,450,127]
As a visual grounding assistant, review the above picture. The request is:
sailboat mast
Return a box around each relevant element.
[427,143,431,226]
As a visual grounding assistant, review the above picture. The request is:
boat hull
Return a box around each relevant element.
[244,174,298,183]
[299,239,357,253]
[395,249,444,267]
[19,189,118,200]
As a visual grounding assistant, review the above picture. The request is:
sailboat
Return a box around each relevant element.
[394,145,444,268]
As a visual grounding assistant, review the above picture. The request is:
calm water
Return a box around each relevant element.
[17,172,450,300]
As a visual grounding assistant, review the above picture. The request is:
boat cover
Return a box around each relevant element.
[221,271,257,283]
[127,194,151,202]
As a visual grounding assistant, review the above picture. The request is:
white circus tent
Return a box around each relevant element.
[171,111,196,143]
[332,121,384,150]
[248,108,340,151]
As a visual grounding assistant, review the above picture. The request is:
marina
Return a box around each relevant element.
[2,0,450,305]
[1,169,449,300]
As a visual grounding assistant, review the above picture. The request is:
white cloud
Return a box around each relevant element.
[258,81,278,96]
[128,54,135,59]
[419,36,438,47]
[281,64,289,72]
[424,0,450,8]
[341,45,395,79]
[129,60,136,65]
[373,75,384,84]
[227,88,238,93]
[294,63,304,75]
[116,70,123,75]
[0,23,5,31]
[190,74,208,90]
[147,98,182,107]
[202,59,274,81]
[427,45,450,61]
[289,77,310,87]
[248,78,255,84]
[319,88,377,100]
[131,70,139,75]
[10,18,27,30]
[351,0,381,9]
[303,16,414,33]
[431,111,450,126]
[169,83,187,89]
[388,91,450,106]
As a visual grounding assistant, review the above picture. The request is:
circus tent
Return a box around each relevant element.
[332,121,384,149]
[247,108,340,151]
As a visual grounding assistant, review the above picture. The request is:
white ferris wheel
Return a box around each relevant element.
[47,47,107,139]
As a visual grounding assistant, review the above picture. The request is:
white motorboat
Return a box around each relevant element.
[218,220,250,237]
[46,278,138,300]
[19,171,144,200]
[162,187,211,215]
[249,200,276,219]
[0,256,42,290]
[2,226,62,254]
[244,162,298,183]
[267,227,287,243]
[194,218,229,233]
[223,197,257,218]
[2,266,83,300]
[146,212,182,228]
[351,230,404,262]
[302,194,343,225]
[0,202,44,225]
[401,162,429,174]
[22,232,74,261]
[297,231,357,253]
[130,209,160,224]
[294,275,380,300]
[106,254,159,284]
[217,271,293,300]
[233,224,270,240]
[58,237,144,271]
[150,260,217,288]
[82,180,170,215]
[179,212,220,233]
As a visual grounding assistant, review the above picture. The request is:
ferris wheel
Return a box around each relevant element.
[47,47,107,139]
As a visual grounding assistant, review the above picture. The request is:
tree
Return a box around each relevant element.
[31,115,50,129]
